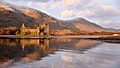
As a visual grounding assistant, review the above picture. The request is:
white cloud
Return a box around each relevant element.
[60,3,120,18]
[92,5,120,18]
[77,10,95,18]
[26,0,61,9]
[61,9,75,18]
[12,0,51,3]
[26,0,90,10]
[0,0,4,2]
[104,20,112,25]
[42,0,90,10]
[50,1,63,9]
[61,3,120,18]
[63,0,90,9]
[27,2,49,9]
[38,3,49,9]
[64,0,76,7]
[27,2,33,7]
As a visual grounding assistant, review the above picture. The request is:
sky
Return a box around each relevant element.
[3,0,120,29]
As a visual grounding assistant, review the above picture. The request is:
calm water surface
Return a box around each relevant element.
[0,38,120,68]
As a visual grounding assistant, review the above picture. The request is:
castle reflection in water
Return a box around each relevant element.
[0,39,50,63]
[0,38,102,68]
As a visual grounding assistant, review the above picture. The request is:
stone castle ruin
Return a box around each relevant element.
[0,17,49,36]
[19,22,49,36]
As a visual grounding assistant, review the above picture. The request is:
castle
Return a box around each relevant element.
[19,22,49,36]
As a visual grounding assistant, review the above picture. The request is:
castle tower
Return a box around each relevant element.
[44,22,49,35]
[21,23,25,28]
[36,27,40,36]
[42,17,49,36]
[20,23,26,35]
[39,22,49,36]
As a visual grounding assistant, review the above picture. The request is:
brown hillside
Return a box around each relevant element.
[0,1,118,35]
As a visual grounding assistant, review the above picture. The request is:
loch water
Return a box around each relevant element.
[0,38,120,68]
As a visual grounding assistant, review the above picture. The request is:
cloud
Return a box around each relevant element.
[27,2,49,9]
[38,4,49,9]
[27,2,33,6]
[60,0,120,18]
[31,0,50,2]
[92,5,120,18]
[61,5,120,18]
[27,0,61,9]
[37,0,90,10]
[12,0,51,3]
[61,9,75,18]
[77,10,95,18]
[26,0,90,10]
[52,0,90,9]
[50,1,63,9]
[64,0,77,7]
[64,0,90,9]
[0,0,3,1]
[104,20,112,25]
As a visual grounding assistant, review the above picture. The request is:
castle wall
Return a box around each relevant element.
[20,23,49,36]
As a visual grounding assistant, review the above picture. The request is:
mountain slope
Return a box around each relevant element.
[0,1,69,34]
[60,18,107,32]
[0,1,117,35]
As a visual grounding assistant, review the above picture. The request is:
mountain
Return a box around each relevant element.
[0,1,70,34]
[117,28,120,32]
[0,1,117,35]
[105,28,119,32]
[60,18,107,32]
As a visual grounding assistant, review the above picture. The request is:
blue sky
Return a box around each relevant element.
[4,0,120,29]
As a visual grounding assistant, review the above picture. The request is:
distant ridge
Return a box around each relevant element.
[60,18,108,32]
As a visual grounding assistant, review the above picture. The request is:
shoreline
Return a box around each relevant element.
[0,35,120,43]
[0,35,51,39]
[0,35,105,39]
[0,35,119,39]
[0,35,101,39]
